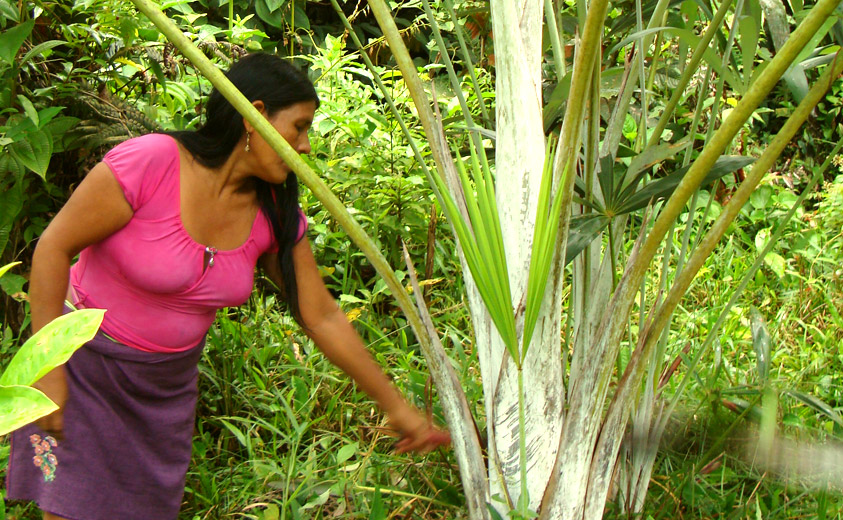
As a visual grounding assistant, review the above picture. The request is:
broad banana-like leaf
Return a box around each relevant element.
[0,309,105,387]
[0,384,58,436]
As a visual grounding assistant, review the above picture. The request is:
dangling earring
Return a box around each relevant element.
[245,132,251,152]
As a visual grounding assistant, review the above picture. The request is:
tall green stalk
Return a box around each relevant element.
[589,50,843,510]
[613,0,839,332]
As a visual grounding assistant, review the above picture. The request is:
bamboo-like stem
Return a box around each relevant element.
[131,1,421,346]
[327,0,436,195]
[614,0,838,326]
[402,244,492,518]
[590,50,843,510]
[659,136,843,435]
[544,2,839,516]
[420,0,476,130]
[545,0,566,80]
[647,0,732,146]
[441,0,492,126]
[637,49,842,390]
[365,0,464,203]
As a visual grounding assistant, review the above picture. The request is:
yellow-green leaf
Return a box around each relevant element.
[0,384,58,436]
[0,309,105,387]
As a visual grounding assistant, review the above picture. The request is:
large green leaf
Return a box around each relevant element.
[0,385,58,436]
[9,128,52,179]
[255,0,285,28]
[264,0,285,12]
[0,19,33,64]
[617,156,755,214]
[0,309,105,387]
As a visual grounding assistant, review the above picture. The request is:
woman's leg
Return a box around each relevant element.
[44,512,71,520]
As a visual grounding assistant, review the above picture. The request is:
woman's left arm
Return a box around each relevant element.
[261,240,450,454]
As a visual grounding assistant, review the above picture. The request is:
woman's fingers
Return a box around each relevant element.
[395,425,451,454]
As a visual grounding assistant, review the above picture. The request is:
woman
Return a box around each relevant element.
[6,53,450,520]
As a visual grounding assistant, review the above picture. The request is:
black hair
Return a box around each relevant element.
[168,53,319,324]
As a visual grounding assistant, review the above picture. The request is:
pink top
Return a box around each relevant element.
[69,134,306,353]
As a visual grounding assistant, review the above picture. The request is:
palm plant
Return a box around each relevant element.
[355,0,843,518]
[132,0,843,517]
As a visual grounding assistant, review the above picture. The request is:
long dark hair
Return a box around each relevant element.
[168,53,319,324]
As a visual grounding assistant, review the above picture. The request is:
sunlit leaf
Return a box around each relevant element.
[0,309,105,387]
[20,40,66,68]
[0,261,21,279]
[0,384,58,436]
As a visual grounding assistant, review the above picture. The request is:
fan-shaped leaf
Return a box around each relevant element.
[565,214,610,264]
[617,156,754,214]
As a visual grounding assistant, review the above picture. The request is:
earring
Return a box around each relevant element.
[245,132,251,152]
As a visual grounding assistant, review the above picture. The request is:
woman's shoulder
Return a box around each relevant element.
[109,133,178,156]
[104,133,179,169]
[102,133,180,210]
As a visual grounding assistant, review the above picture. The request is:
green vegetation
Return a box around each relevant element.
[2,0,843,518]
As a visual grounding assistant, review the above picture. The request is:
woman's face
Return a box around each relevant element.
[249,99,317,184]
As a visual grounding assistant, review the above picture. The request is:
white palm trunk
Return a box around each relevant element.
[474,0,565,513]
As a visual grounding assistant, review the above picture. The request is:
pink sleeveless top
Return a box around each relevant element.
[69,134,306,353]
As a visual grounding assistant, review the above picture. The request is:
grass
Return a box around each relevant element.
[2,178,843,519]
[178,295,464,519]
[625,172,843,519]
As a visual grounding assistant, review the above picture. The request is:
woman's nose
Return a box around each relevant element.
[298,135,311,155]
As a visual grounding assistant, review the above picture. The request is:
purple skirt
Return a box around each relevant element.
[6,329,204,520]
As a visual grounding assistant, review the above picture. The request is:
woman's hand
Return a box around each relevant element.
[388,403,451,454]
[32,366,68,440]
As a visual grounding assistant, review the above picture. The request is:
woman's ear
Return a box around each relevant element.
[244,100,267,133]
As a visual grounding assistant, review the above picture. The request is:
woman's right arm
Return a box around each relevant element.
[30,161,134,435]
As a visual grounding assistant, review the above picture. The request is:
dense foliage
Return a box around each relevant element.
[1,0,842,518]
